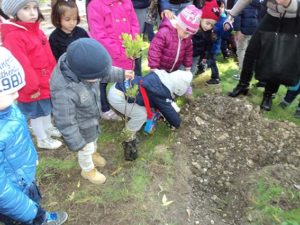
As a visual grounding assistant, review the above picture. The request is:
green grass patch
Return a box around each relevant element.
[37,157,77,180]
[251,179,300,225]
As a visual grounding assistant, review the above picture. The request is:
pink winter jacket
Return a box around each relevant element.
[87,0,140,70]
[148,18,193,72]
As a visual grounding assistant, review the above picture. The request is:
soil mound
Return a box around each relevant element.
[175,95,300,225]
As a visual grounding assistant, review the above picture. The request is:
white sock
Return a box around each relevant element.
[78,143,95,172]
[41,114,53,130]
[30,117,47,141]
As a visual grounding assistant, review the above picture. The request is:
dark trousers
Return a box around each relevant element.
[284,84,300,104]
[207,54,219,80]
[0,183,46,225]
[239,14,300,95]
[100,82,110,112]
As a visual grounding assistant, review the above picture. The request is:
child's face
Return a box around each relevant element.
[176,25,191,39]
[60,7,78,34]
[0,91,19,110]
[16,1,38,23]
[200,19,217,31]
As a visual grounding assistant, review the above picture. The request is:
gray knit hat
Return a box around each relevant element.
[66,38,112,80]
[1,0,39,17]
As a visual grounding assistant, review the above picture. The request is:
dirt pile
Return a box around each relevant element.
[175,95,300,225]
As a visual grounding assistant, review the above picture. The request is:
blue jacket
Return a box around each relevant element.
[233,0,261,35]
[0,104,38,223]
[211,12,232,55]
[116,72,181,128]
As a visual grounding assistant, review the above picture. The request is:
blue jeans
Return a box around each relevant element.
[207,54,219,80]
[100,82,110,112]
[0,182,46,225]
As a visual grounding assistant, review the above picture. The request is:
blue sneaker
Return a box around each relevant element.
[42,212,68,225]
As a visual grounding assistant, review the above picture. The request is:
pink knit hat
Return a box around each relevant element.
[177,5,202,35]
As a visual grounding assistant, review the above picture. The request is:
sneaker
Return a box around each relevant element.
[101,109,122,121]
[92,152,106,167]
[42,211,68,225]
[232,74,240,80]
[206,78,220,85]
[81,168,106,185]
[295,108,300,119]
[37,137,62,150]
[46,127,62,138]
[278,100,290,109]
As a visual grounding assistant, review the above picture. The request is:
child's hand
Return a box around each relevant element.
[161,9,175,20]
[30,91,40,99]
[125,70,135,80]
[224,12,234,31]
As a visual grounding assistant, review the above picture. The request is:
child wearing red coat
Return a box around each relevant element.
[1,0,62,150]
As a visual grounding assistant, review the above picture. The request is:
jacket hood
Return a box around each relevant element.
[1,19,39,40]
[154,69,192,97]
[50,54,80,92]
[158,17,177,35]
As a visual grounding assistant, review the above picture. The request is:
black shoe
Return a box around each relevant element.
[260,95,272,111]
[278,101,289,109]
[123,140,138,161]
[206,78,220,85]
[228,83,249,97]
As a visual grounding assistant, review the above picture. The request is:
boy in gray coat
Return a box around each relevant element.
[50,38,134,185]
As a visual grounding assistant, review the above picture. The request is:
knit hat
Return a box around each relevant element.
[177,5,202,35]
[1,0,39,17]
[66,38,112,80]
[154,69,193,97]
[202,0,220,21]
[0,47,25,97]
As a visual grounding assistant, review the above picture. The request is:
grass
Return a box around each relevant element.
[251,179,300,225]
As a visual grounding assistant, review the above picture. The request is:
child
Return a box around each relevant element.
[0,47,68,225]
[108,69,192,161]
[279,81,300,119]
[49,0,89,61]
[148,5,201,73]
[1,0,62,150]
[205,0,231,84]
[191,0,220,79]
[50,38,134,185]
[87,0,140,121]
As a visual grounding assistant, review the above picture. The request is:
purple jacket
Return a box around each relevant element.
[148,18,193,72]
[87,0,140,70]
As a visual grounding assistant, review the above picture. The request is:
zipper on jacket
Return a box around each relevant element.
[169,35,182,72]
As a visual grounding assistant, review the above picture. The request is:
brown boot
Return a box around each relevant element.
[92,152,106,167]
[81,168,106,185]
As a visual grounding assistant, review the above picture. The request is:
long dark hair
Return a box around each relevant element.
[0,8,9,19]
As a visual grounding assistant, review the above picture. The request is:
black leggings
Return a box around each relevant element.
[240,14,300,95]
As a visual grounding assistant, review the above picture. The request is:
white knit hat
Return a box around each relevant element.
[0,47,25,96]
[1,0,39,17]
[154,69,193,97]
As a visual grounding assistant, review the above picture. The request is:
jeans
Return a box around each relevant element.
[100,82,110,112]
[207,54,219,80]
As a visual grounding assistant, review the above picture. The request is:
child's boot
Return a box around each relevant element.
[81,168,106,185]
[42,211,68,225]
[92,152,106,167]
[122,139,138,161]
